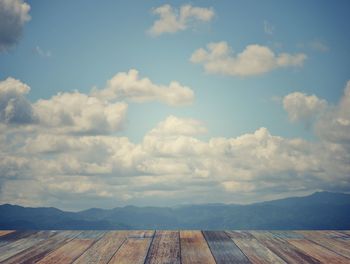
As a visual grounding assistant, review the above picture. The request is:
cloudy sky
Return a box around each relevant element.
[0,0,350,210]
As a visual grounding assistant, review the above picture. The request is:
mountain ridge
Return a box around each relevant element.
[1,191,349,230]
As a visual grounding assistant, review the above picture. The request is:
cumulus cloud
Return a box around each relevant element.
[0,77,35,124]
[1,111,350,208]
[283,81,350,145]
[147,115,207,136]
[148,4,214,36]
[1,78,350,209]
[0,0,31,52]
[315,81,350,144]
[34,92,128,134]
[190,41,307,76]
[0,77,128,134]
[283,92,328,125]
[92,69,194,106]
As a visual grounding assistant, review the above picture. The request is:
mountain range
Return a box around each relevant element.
[1,191,349,230]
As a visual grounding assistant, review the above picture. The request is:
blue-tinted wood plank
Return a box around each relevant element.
[203,231,250,264]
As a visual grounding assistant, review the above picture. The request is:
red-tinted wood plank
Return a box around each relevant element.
[180,231,216,264]
[0,231,14,237]
[108,230,154,264]
[37,231,104,264]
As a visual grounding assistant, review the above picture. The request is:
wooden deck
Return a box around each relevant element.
[0,230,349,263]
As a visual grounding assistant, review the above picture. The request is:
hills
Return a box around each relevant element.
[0,191,349,230]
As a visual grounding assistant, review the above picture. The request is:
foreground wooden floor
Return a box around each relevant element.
[0,230,349,263]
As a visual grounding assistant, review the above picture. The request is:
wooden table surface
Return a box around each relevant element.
[0,230,349,263]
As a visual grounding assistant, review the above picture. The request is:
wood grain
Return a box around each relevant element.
[250,231,321,264]
[281,231,350,264]
[73,231,128,264]
[36,231,104,264]
[0,230,349,263]
[2,231,81,264]
[144,230,180,264]
[0,231,58,262]
[297,231,350,259]
[108,230,154,264]
[227,231,285,264]
[204,231,251,264]
[180,230,216,264]
[0,230,14,237]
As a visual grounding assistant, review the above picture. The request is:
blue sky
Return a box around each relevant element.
[0,0,350,210]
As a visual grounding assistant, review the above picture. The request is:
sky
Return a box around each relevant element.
[0,0,350,210]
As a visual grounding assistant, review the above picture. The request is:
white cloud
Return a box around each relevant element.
[0,77,128,134]
[283,81,350,145]
[315,81,350,143]
[0,0,31,52]
[147,115,207,136]
[34,92,128,134]
[1,79,350,208]
[283,92,328,124]
[0,77,35,124]
[148,4,214,36]
[190,41,307,76]
[143,116,208,156]
[1,112,350,208]
[92,69,194,106]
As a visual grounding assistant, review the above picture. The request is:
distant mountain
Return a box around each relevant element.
[1,191,349,230]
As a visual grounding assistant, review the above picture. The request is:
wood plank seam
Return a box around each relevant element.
[266,231,350,264]
[223,231,253,264]
[105,236,128,264]
[201,230,218,264]
[250,230,320,263]
[2,231,84,263]
[301,234,350,260]
[69,232,107,264]
[178,230,182,264]
[143,229,156,264]
[106,237,127,264]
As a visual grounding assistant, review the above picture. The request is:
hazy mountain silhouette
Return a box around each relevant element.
[1,191,349,230]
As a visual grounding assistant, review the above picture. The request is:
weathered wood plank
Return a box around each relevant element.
[0,231,58,262]
[297,231,350,259]
[0,231,37,249]
[180,230,216,264]
[250,231,321,264]
[2,231,81,264]
[0,231,14,237]
[36,231,104,264]
[0,230,37,242]
[280,231,350,264]
[73,231,128,264]
[144,230,180,264]
[227,231,285,264]
[108,230,154,264]
[204,231,250,264]
[325,231,350,240]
